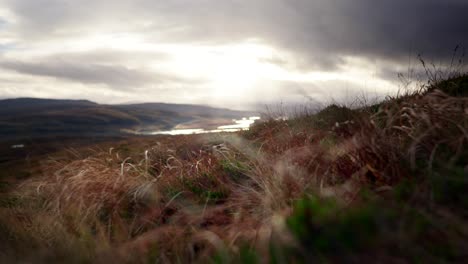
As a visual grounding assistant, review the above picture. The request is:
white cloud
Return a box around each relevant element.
[0,0,466,109]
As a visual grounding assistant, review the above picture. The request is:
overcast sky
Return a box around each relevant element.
[0,0,467,109]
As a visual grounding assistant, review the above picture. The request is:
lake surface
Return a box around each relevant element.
[140,116,260,136]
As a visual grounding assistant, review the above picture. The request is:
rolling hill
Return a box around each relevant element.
[0,98,256,139]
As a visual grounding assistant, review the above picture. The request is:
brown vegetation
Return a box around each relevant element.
[0,75,467,263]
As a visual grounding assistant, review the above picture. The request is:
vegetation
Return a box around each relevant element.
[0,74,467,263]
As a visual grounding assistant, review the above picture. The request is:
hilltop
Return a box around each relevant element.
[0,74,467,263]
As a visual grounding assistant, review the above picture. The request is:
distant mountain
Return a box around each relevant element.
[0,98,97,115]
[0,98,256,139]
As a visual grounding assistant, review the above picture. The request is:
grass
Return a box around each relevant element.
[0,74,467,263]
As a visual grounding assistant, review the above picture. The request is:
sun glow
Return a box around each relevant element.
[1,30,398,106]
[162,42,281,96]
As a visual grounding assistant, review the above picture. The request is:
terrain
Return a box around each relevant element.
[0,74,467,263]
[0,98,255,139]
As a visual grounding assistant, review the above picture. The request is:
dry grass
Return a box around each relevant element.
[1,75,467,263]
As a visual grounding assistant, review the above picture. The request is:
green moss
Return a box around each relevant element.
[238,246,259,264]
[394,179,416,202]
[427,74,468,97]
[319,135,338,150]
[183,173,229,203]
[287,196,400,258]
[0,196,21,208]
[311,105,357,129]
[220,159,248,183]
[430,166,468,210]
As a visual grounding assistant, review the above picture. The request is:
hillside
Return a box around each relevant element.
[0,75,467,263]
[0,98,255,139]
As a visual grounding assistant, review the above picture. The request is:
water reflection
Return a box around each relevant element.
[143,116,260,136]
[217,117,260,130]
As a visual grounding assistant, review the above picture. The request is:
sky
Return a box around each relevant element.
[0,0,467,110]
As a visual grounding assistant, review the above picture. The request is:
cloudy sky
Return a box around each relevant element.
[0,0,467,109]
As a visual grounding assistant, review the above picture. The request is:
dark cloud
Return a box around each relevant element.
[275,79,378,102]
[4,0,467,70]
[123,0,468,69]
[293,0,464,64]
[0,59,197,88]
[46,50,171,64]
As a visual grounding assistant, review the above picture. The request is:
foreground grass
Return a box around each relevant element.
[0,75,467,263]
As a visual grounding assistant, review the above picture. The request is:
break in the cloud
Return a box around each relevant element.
[0,0,467,109]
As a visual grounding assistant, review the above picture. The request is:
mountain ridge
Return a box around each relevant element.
[0,98,257,139]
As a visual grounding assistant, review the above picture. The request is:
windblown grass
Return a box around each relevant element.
[1,75,467,263]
